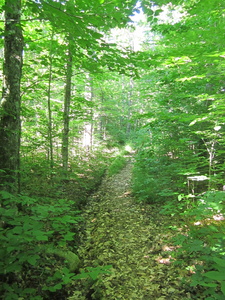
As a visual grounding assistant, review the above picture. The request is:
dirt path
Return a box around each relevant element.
[70,162,194,300]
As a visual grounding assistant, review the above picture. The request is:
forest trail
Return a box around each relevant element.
[71,161,194,300]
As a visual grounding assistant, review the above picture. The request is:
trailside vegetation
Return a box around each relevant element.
[132,0,225,299]
[1,0,225,299]
[0,0,139,298]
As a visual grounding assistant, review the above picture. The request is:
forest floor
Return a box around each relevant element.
[69,160,202,300]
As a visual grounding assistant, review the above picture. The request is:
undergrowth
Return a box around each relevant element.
[160,191,225,300]
[132,143,225,299]
[132,149,185,203]
[107,150,128,177]
[20,149,108,205]
[0,149,110,299]
[0,191,81,299]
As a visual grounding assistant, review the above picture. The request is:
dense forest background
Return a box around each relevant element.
[1,0,225,299]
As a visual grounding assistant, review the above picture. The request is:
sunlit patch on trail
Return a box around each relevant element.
[156,256,172,265]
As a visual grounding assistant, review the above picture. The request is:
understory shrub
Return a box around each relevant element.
[132,149,185,203]
[0,191,81,299]
[0,150,113,299]
[107,153,127,177]
[20,149,108,204]
[161,191,225,299]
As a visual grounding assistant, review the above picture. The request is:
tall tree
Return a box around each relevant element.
[47,30,54,171]
[62,37,73,174]
[0,0,23,193]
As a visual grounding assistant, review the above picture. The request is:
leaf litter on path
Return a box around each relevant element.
[69,162,200,300]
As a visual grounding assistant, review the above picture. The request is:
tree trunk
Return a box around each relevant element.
[126,78,133,137]
[47,31,54,171]
[0,0,23,193]
[62,40,73,174]
[82,74,94,151]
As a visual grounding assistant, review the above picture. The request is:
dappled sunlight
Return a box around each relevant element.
[194,214,225,226]
[125,144,133,153]
[2,0,225,298]
[71,163,197,299]
[156,256,172,265]
[118,190,132,198]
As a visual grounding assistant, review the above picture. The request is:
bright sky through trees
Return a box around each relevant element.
[109,1,187,52]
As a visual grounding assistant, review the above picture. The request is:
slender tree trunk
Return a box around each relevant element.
[47,32,54,171]
[99,89,106,140]
[0,0,23,193]
[202,138,216,188]
[89,77,94,150]
[82,74,93,151]
[126,78,133,136]
[62,39,73,174]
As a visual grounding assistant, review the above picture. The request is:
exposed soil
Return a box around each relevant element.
[69,161,202,300]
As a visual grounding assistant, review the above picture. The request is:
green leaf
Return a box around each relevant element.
[221,281,225,295]
[63,232,75,241]
[50,283,62,291]
[214,257,225,268]
[12,226,23,234]
[204,271,225,281]
[22,288,37,294]
[199,281,217,288]
[88,270,99,280]
[33,230,48,241]
[73,272,90,280]
[60,215,77,224]
[27,255,40,266]
[0,190,14,200]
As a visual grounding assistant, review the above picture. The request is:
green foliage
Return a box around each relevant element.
[0,191,81,299]
[0,145,111,298]
[174,227,225,299]
[69,265,112,300]
[202,257,225,296]
[162,191,225,220]
[132,147,185,203]
[107,153,127,177]
[160,190,225,299]
[75,265,112,281]
[130,4,225,297]
[20,149,108,201]
[160,193,195,216]
[2,0,225,298]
